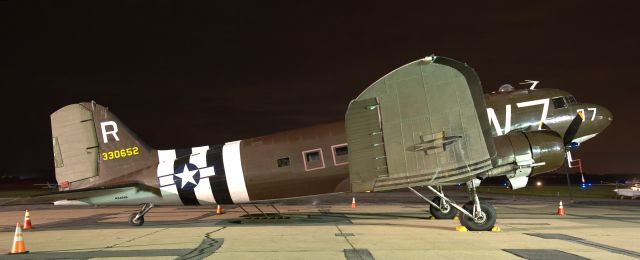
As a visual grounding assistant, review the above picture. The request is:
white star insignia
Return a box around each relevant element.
[175,164,198,188]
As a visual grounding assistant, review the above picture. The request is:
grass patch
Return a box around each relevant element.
[0,188,54,198]
[477,185,619,199]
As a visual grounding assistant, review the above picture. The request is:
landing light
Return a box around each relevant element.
[536,181,542,187]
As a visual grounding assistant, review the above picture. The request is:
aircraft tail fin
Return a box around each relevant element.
[51,102,155,191]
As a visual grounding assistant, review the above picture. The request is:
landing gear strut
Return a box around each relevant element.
[409,182,496,231]
[129,203,154,226]
[408,186,458,219]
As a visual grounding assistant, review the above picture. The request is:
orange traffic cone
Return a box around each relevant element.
[557,200,565,216]
[351,197,356,209]
[23,210,33,230]
[216,205,223,215]
[10,222,28,254]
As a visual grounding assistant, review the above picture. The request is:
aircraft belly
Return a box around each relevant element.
[243,171,350,201]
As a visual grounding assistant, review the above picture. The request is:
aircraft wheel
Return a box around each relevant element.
[128,213,145,226]
[458,201,496,231]
[429,197,458,219]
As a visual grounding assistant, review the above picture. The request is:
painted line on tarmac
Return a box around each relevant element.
[344,249,375,260]
[336,225,375,260]
[503,249,587,259]
[525,233,640,259]
[106,227,170,248]
[176,227,226,260]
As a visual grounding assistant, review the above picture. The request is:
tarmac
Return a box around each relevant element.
[0,188,639,260]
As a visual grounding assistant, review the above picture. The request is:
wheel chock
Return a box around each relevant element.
[453,216,459,220]
[430,216,435,220]
[491,226,501,232]
[455,225,468,232]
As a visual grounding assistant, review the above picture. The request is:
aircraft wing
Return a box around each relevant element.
[346,55,496,192]
[0,183,160,206]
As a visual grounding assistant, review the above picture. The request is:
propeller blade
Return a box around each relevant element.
[563,111,584,145]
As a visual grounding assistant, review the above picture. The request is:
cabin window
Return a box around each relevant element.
[331,143,349,166]
[277,157,290,167]
[566,95,577,104]
[306,152,320,161]
[302,148,325,171]
[552,97,567,109]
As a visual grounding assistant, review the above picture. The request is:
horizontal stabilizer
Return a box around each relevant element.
[1,183,160,206]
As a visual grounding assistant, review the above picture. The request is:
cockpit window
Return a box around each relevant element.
[552,97,567,109]
[566,96,577,104]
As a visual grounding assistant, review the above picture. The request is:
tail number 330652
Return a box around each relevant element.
[102,146,140,161]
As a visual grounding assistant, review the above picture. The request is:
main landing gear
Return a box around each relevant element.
[409,186,458,219]
[409,182,496,231]
[128,203,154,226]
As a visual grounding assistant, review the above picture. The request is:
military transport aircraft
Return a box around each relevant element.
[41,55,612,231]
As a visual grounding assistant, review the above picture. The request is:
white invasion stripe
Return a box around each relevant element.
[199,167,215,178]
[222,140,250,203]
[190,146,216,204]
[157,150,177,177]
[159,185,182,205]
[194,178,216,205]
[158,149,177,163]
[159,175,175,186]
[157,149,181,205]
[190,146,209,168]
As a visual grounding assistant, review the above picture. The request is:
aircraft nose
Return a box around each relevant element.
[598,106,613,127]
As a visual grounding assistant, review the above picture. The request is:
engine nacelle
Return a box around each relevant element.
[492,130,566,176]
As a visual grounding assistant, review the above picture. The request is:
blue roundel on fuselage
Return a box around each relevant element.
[173,163,200,190]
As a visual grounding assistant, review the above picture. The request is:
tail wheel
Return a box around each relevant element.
[128,213,144,226]
[458,201,496,231]
[429,197,458,219]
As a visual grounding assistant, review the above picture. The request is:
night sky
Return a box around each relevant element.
[1,1,638,178]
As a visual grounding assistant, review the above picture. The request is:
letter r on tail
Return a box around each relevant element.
[100,121,120,143]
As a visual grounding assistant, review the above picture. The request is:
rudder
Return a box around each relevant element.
[51,101,155,190]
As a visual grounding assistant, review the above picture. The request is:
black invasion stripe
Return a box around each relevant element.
[374,163,492,189]
[376,158,492,184]
[207,144,234,204]
[175,148,192,160]
[173,149,200,206]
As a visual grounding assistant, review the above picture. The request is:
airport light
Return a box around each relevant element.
[536,181,542,187]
